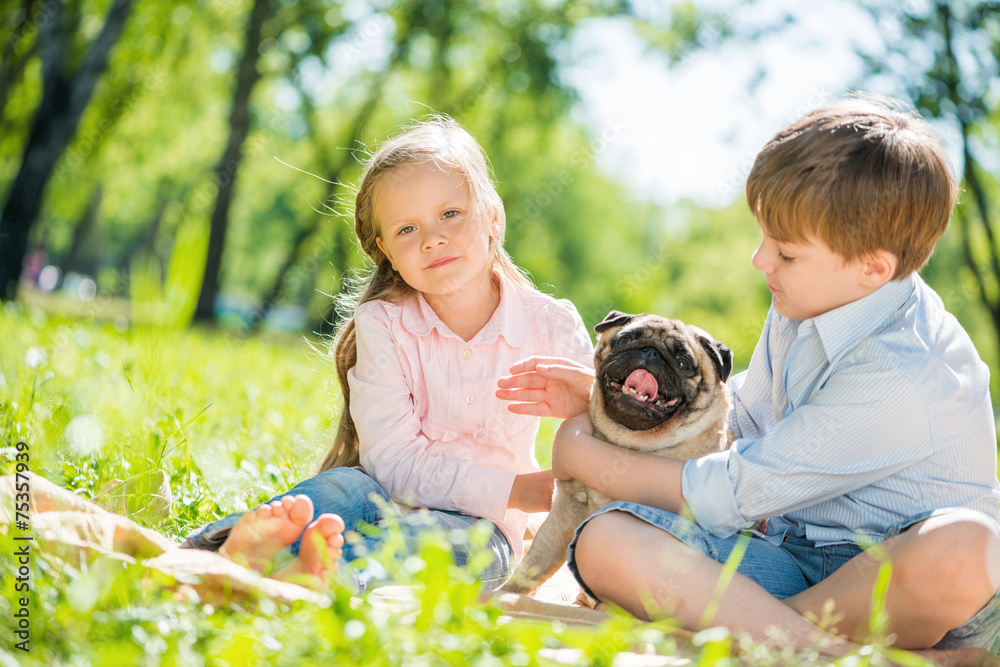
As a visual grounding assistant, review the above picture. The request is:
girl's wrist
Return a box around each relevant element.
[508,474,524,509]
[507,471,554,512]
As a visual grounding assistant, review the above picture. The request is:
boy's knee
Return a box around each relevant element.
[575,511,689,581]
[894,510,1000,617]
[941,512,1000,590]
[574,511,657,591]
[908,510,999,574]
[574,512,624,573]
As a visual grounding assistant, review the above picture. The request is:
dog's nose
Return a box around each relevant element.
[636,348,664,365]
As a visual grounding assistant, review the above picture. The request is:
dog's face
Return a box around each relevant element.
[590,310,733,453]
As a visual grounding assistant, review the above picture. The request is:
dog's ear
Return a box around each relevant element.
[594,310,636,334]
[694,329,733,382]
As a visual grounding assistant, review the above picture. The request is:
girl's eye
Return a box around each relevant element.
[442,210,458,219]
[397,225,416,235]
[777,251,794,262]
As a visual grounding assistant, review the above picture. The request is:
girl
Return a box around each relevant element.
[182,117,594,590]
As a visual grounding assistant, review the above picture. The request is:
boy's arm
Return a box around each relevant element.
[553,359,954,539]
[552,413,690,517]
[684,360,937,537]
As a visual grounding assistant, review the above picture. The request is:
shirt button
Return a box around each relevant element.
[465,395,475,404]
[462,349,472,359]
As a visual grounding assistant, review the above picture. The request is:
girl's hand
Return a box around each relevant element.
[508,470,555,513]
[496,356,594,419]
[551,413,594,481]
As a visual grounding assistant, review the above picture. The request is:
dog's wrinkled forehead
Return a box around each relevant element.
[593,309,734,383]
[596,313,689,347]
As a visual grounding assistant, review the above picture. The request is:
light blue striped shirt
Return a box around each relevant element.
[682,273,1000,544]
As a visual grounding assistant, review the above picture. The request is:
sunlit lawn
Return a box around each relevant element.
[0,301,930,666]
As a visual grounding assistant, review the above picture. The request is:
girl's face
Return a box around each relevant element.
[374,162,498,306]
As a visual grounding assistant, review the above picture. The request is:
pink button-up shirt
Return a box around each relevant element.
[348,272,594,559]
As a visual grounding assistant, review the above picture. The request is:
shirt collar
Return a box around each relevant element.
[808,272,917,362]
[397,270,529,346]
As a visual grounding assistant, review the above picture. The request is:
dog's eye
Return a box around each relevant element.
[614,334,634,348]
[675,355,689,370]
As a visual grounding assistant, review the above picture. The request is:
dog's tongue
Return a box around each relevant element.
[624,369,659,399]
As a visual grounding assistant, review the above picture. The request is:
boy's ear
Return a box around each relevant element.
[860,249,898,287]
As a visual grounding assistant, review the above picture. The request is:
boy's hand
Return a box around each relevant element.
[496,356,594,419]
[508,470,555,513]
[551,413,594,481]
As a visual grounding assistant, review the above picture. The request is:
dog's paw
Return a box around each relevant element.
[497,577,537,596]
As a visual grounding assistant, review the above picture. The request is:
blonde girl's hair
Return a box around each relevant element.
[317,116,535,472]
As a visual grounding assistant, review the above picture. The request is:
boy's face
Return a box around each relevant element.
[752,226,876,321]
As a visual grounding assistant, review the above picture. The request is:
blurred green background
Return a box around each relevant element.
[3,0,1000,429]
[7,5,1000,662]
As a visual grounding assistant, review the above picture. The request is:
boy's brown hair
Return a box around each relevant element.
[745,96,958,277]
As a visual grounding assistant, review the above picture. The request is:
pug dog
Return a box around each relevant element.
[499,310,735,595]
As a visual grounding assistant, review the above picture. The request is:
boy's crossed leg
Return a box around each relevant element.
[573,511,855,654]
[573,509,1000,664]
[786,509,1000,649]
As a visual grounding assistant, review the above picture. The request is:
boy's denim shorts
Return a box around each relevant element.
[566,501,1000,653]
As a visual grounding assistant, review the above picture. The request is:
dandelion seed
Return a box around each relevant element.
[344,619,366,639]
[66,415,105,456]
[25,346,46,368]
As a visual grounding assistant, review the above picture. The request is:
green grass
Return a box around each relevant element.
[0,303,931,666]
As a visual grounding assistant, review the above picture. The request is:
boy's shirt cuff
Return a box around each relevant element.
[681,450,746,537]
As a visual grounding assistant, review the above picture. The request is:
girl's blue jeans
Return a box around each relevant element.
[181,467,513,591]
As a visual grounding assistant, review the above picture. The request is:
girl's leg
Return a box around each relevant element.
[572,510,855,655]
[275,467,392,558]
[182,467,391,556]
[216,495,317,570]
[183,468,512,590]
[351,509,512,591]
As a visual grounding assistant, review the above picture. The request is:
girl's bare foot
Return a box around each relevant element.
[273,513,346,588]
[219,495,314,572]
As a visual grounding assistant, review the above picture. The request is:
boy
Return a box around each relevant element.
[496,97,1000,662]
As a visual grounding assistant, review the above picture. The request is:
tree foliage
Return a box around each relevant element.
[3,0,695,335]
[4,0,1000,388]
[0,0,136,300]
[860,1,1000,363]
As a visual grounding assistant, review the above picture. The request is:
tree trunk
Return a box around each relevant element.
[0,0,134,301]
[62,183,102,274]
[124,196,168,267]
[249,19,414,332]
[937,1,1000,354]
[192,0,269,323]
